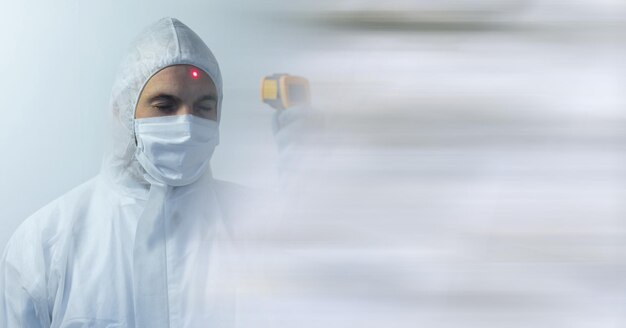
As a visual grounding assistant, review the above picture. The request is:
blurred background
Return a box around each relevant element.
[1,0,626,327]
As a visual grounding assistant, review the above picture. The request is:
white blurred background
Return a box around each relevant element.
[2,0,626,327]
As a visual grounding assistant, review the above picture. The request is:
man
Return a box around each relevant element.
[0,17,264,327]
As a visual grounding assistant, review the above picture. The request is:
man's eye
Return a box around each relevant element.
[197,106,213,112]
[152,104,175,112]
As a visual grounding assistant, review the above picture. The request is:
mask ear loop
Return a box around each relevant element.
[132,174,171,328]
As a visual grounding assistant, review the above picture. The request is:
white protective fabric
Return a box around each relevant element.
[0,17,263,328]
[134,114,220,187]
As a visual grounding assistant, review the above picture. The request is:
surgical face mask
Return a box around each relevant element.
[134,114,219,186]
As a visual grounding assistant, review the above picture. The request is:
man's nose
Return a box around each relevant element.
[175,104,194,116]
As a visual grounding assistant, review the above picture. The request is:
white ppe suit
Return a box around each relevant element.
[0,17,264,328]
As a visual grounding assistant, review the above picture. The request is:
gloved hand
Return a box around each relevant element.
[271,105,324,150]
[271,105,325,182]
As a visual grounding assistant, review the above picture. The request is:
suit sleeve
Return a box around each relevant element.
[271,105,325,185]
[0,224,52,328]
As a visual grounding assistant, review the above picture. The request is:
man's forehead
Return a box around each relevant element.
[142,65,217,97]
[149,65,213,84]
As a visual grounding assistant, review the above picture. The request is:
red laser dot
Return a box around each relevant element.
[191,70,199,79]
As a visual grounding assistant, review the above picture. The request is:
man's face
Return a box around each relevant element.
[135,64,218,121]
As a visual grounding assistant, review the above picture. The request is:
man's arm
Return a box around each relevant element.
[0,226,51,328]
[271,105,325,184]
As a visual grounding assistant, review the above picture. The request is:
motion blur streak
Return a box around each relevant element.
[246,1,626,327]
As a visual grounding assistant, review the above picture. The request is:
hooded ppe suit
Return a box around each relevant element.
[0,17,259,328]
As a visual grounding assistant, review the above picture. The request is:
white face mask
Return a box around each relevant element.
[134,114,219,186]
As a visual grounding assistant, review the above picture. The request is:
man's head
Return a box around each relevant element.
[104,17,223,188]
[135,64,218,121]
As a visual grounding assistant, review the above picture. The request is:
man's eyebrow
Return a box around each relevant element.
[148,93,180,102]
[195,94,217,103]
